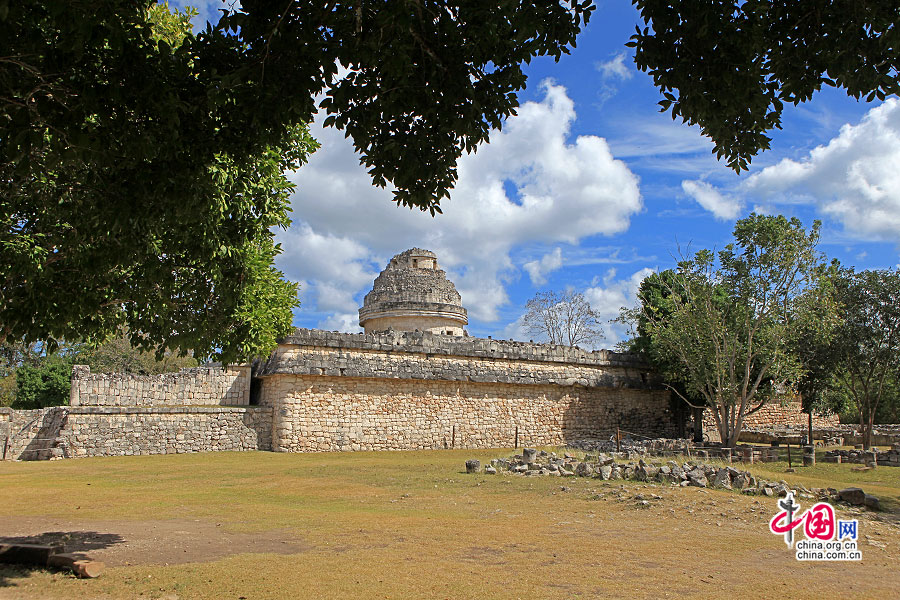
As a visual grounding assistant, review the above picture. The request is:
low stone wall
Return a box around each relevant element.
[0,409,8,455]
[59,406,272,458]
[69,364,250,407]
[701,400,840,442]
[1,406,271,460]
[260,375,676,452]
[823,445,900,466]
[272,328,650,367]
[2,407,69,460]
[257,329,676,453]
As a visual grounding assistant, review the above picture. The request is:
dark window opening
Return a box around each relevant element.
[249,377,262,405]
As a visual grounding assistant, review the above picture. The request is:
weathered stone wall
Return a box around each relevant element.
[1,407,69,460]
[260,329,656,387]
[701,400,840,442]
[58,406,272,458]
[359,314,465,336]
[258,329,675,452]
[69,364,250,407]
[0,406,271,460]
[260,375,675,452]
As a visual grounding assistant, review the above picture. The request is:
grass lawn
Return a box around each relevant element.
[0,449,898,599]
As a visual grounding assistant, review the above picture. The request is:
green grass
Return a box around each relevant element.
[0,449,898,600]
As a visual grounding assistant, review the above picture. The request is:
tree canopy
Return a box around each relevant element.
[628,215,828,447]
[5,1,897,363]
[1,0,593,362]
[629,0,900,171]
[827,268,900,448]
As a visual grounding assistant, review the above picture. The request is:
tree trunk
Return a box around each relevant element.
[714,405,729,449]
[864,413,875,450]
[859,409,866,449]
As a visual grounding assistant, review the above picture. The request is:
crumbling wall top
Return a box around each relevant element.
[276,328,647,368]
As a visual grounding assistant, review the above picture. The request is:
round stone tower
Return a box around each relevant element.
[359,248,468,335]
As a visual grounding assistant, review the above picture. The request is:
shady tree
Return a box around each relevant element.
[631,214,828,447]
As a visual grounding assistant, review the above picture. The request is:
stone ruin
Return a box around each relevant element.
[466,447,883,510]
[358,248,468,336]
[0,247,881,461]
[823,443,900,467]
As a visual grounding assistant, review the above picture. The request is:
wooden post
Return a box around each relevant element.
[787,442,792,469]
[808,411,814,447]
[451,425,456,449]
[514,425,518,449]
[616,427,621,452]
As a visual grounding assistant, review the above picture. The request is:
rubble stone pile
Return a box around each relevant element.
[823,443,900,467]
[468,448,882,510]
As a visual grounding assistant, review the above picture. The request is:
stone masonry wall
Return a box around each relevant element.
[260,329,656,389]
[0,406,271,460]
[69,364,250,407]
[257,329,672,452]
[58,406,272,458]
[261,375,675,452]
[1,407,70,460]
[269,329,650,369]
[701,400,840,442]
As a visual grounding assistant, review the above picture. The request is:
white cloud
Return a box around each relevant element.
[276,224,378,314]
[584,267,653,321]
[608,120,713,159]
[279,81,642,324]
[681,180,743,221]
[583,267,655,346]
[596,53,633,80]
[318,313,362,333]
[523,247,563,286]
[690,99,900,241]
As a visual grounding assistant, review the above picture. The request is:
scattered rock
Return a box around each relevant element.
[465,459,481,474]
[688,474,708,488]
[838,488,866,506]
[575,462,594,477]
[863,494,881,511]
[712,469,732,490]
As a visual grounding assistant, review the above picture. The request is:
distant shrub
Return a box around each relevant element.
[13,359,72,409]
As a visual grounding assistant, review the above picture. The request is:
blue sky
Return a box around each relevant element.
[177,1,900,346]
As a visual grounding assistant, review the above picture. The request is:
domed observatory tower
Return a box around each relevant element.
[359,248,468,335]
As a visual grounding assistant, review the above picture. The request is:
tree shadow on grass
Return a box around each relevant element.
[0,531,123,587]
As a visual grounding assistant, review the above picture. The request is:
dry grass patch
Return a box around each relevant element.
[0,449,897,599]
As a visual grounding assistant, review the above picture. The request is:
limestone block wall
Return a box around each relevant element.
[58,406,272,458]
[257,329,674,452]
[0,409,8,450]
[260,329,656,388]
[701,400,840,442]
[69,364,250,407]
[260,375,676,452]
[0,406,272,460]
[1,407,69,460]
